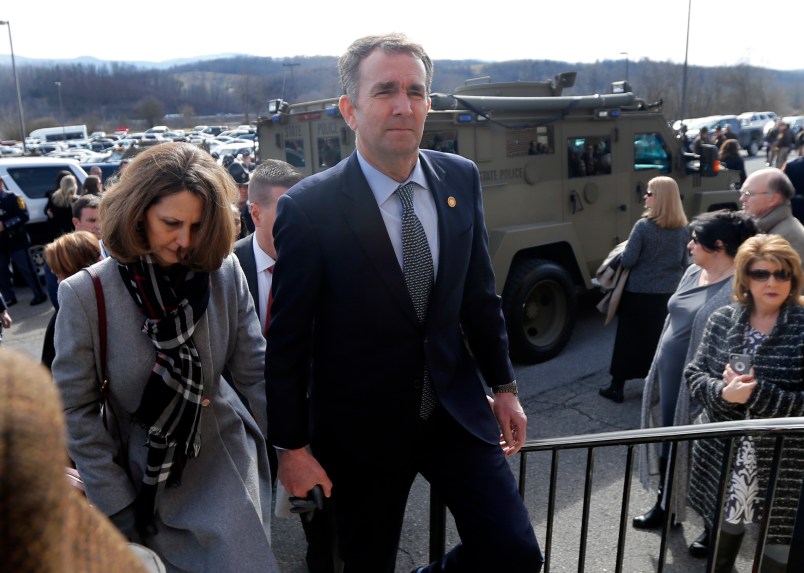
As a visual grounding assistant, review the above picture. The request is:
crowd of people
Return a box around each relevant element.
[598,164,804,571]
[1,31,803,573]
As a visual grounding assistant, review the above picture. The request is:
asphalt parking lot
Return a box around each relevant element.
[3,292,763,573]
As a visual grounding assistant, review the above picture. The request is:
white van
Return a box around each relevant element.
[28,125,88,143]
[0,157,88,277]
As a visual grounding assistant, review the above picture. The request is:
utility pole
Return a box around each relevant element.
[0,21,27,153]
[55,81,65,140]
[620,52,629,82]
[680,0,692,121]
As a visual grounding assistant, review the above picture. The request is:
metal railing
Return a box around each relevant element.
[429,417,804,572]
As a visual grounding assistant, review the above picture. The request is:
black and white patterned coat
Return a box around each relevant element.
[685,302,804,544]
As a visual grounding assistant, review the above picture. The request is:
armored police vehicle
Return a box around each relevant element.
[256,73,740,364]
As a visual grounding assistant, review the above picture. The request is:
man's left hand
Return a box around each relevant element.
[492,392,527,455]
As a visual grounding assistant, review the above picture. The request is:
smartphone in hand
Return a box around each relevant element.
[729,353,753,375]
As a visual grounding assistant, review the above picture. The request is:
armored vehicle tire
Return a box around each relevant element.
[502,259,577,364]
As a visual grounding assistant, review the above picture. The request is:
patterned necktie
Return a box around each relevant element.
[395,182,437,419]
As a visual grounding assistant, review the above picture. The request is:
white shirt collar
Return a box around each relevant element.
[356,150,429,206]
[251,235,275,273]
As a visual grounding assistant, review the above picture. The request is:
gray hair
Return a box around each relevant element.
[338,32,433,105]
[766,168,796,201]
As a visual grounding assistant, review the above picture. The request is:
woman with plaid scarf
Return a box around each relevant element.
[52,143,280,573]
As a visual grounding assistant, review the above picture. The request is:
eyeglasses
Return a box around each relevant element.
[691,235,701,244]
[740,189,774,198]
[746,269,792,282]
[645,190,654,197]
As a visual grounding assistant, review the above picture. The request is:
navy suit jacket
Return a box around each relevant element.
[265,150,515,452]
[233,234,259,313]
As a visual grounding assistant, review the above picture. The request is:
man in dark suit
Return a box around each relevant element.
[233,159,302,334]
[235,160,340,573]
[265,33,542,573]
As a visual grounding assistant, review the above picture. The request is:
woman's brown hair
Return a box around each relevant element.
[733,234,804,308]
[100,143,237,271]
[44,231,100,278]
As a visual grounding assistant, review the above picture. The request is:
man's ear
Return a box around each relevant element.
[249,202,260,225]
[71,217,80,228]
[339,95,357,131]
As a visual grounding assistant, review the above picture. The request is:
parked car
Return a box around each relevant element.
[738,111,778,139]
[0,157,88,278]
[81,161,121,185]
[782,116,804,138]
[682,114,765,156]
[201,125,228,137]
[0,145,23,157]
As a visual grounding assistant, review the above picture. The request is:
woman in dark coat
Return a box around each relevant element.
[599,176,690,403]
[719,139,747,187]
[685,234,804,572]
[45,172,78,240]
[41,231,101,370]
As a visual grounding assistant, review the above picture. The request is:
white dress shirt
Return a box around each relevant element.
[252,237,276,334]
[356,151,440,279]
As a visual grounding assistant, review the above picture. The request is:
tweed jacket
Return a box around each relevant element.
[685,302,804,543]
[52,254,279,573]
[755,203,804,259]
[638,264,734,522]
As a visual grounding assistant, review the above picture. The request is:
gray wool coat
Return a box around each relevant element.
[52,254,280,573]
[638,264,735,522]
[685,302,804,544]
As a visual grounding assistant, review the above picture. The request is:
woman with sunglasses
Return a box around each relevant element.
[685,234,804,572]
[634,210,756,533]
[600,176,690,403]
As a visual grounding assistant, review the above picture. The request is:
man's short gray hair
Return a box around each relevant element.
[338,32,433,106]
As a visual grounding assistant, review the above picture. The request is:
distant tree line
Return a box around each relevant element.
[0,55,802,140]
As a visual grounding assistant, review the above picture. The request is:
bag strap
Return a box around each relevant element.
[84,265,135,481]
[85,266,110,424]
[86,266,108,389]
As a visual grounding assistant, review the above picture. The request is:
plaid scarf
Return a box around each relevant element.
[118,255,209,530]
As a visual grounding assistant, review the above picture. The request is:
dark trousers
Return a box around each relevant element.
[317,407,543,573]
[0,247,45,302]
[44,262,59,310]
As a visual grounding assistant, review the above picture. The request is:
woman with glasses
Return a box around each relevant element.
[634,210,756,533]
[685,234,804,572]
[599,176,690,403]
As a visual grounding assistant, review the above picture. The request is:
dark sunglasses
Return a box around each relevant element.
[747,269,792,282]
[645,190,654,197]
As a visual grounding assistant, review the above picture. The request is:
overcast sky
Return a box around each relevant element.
[2,1,802,71]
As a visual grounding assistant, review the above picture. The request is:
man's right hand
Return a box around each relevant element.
[277,447,333,498]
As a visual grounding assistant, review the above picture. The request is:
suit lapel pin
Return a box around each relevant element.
[447,196,457,208]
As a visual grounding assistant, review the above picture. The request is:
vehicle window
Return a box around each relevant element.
[506,126,554,157]
[317,136,341,169]
[633,132,671,173]
[422,130,458,154]
[285,139,305,168]
[567,136,612,178]
[6,166,77,199]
